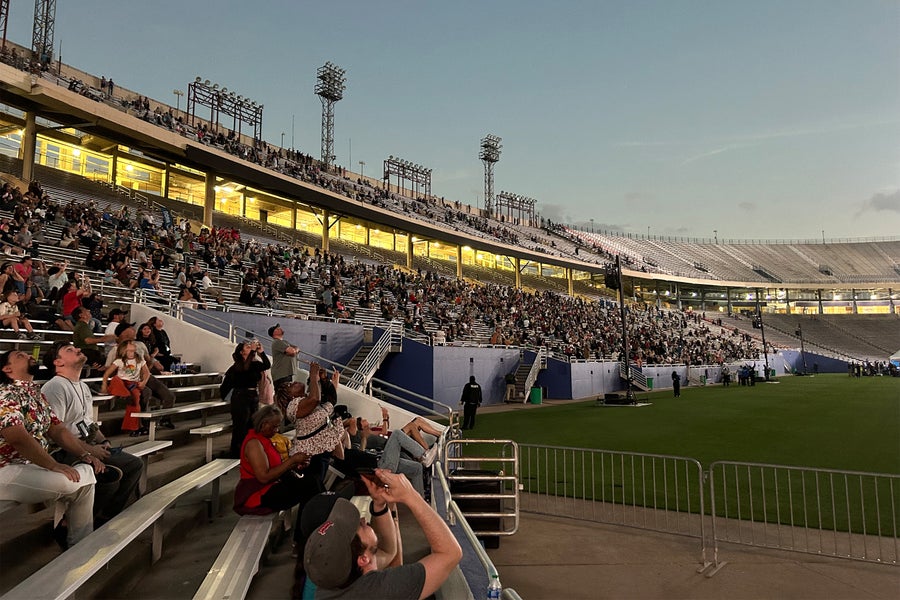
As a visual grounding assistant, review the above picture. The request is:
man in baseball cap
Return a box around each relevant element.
[304,469,461,599]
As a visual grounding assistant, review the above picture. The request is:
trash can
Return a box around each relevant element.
[529,386,542,404]
[646,377,654,390]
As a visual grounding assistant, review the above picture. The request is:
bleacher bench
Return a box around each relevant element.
[132,400,228,441]
[191,515,274,600]
[3,459,239,600]
[190,422,232,462]
[124,439,174,495]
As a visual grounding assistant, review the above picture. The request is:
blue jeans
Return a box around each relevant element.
[377,430,425,495]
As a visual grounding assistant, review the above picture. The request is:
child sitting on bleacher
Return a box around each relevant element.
[101,340,150,437]
[0,290,40,339]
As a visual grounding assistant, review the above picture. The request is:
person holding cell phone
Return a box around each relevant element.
[220,340,270,458]
[234,405,318,550]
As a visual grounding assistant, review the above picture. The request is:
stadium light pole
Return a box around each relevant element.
[172,89,184,113]
[31,0,56,72]
[479,134,501,217]
[359,160,365,177]
[615,255,635,404]
[755,288,771,381]
[713,229,718,244]
[315,61,346,167]
[796,323,808,374]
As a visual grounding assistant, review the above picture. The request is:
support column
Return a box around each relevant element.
[162,167,170,199]
[784,289,791,315]
[889,288,895,314]
[725,288,732,315]
[456,246,463,279]
[851,289,858,314]
[701,290,707,312]
[406,236,413,270]
[514,257,521,289]
[203,171,215,229]
[20,111,37,182]
[817,289,824,314]
[321,210,330,253]
[675,283,682,310]
[111,146,119,186]
[566,267,574,296]
[656,281,662,309]
[536,263,543,277]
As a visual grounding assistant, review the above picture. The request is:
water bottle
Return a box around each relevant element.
[487,575,501,599]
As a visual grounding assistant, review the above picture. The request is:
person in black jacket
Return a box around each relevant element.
[459,375,482,430]
[221,341,270,458]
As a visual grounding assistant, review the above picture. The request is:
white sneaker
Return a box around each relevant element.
[420,444,439,468]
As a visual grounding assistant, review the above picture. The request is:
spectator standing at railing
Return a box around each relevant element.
[269,323,299,390]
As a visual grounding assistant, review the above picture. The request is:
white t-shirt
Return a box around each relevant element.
[113,357,145,382]
[41,375,95,437]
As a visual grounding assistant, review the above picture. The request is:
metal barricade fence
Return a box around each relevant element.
[518,444,707,564]
[708,461,899,570]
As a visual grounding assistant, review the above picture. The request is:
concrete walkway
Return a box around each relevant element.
[489,512,899,599]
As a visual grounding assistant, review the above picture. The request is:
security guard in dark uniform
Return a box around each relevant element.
[459,375,482,430]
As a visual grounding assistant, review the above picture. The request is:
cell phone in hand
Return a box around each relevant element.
[357,468,386,488]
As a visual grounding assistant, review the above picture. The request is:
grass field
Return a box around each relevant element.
[473,374,900,474]
[466,374,899,535]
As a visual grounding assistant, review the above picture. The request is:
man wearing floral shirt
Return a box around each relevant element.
[0,350,102,549]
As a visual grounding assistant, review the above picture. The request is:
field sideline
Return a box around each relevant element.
[472,374,900,474]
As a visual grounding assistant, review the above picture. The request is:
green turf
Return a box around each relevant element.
[465,374,899,535]
[473,374,900,474]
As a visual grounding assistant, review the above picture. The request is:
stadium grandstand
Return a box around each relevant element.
[0,31,898,600]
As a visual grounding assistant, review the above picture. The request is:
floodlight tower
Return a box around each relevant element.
[479,134,501,216]
[1,0,10,52]
[315,61,346,167]
[31,0,56,71]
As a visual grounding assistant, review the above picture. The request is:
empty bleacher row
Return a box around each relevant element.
[571,229,900,284]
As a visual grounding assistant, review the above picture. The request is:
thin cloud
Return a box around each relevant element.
[738,201,756,211]
[856,189,900,217]
[681,143,751,166]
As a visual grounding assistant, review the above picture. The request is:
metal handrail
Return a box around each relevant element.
[619,361,648,388]
[444,439,520,537]
[347,321,398,392]
[432,460,506,596]
[174,308,453,422]
[706,460,900,572]
[522,347,546,392]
